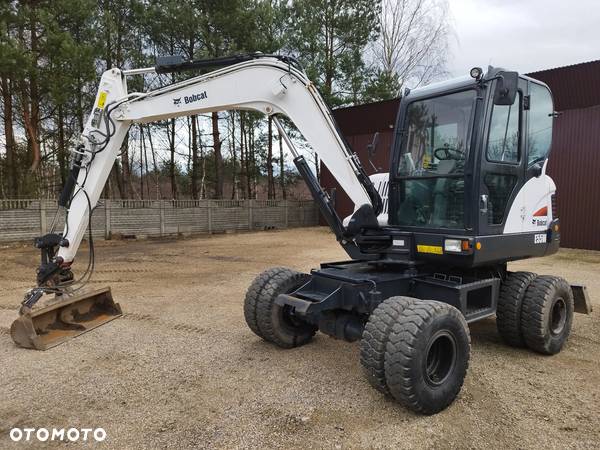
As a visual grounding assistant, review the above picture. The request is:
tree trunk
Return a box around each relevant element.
[267,116,275,199]
[145,125,162,199]
[241,113,249,199]
[1,75,17,197]
[279,131,286,200]
[120,133,132,198]
[191,115,199,199]
[57,104,67,187]
[103,0,112,70]
[239,113,245,199]
[212,111,223,198]
[141,125,150,199]
[76,76,84,131]
[168,118,177,199]
[251,128,257,198]
[230,112,237,200]
[28,8,41,172]
[139,125,144,200]
[111,163,124,199]
[199,128,206,199]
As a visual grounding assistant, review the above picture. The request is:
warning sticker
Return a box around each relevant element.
[422,154,431,169]
[97,91,108,109]
[417,245,443,255]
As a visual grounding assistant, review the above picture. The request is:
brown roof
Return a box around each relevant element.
[331,60,600,123]
[333,98,400,136]
[527,60,600,111]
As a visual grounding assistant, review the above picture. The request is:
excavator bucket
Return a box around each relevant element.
[10,287,122,350]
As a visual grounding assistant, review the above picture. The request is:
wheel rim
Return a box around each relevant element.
[280,304,304,329]
[550,297,567,335]
[425,331,457,387]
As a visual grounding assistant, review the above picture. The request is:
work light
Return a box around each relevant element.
[470,67,483,80]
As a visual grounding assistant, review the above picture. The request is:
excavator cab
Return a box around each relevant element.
[347,67,560,267]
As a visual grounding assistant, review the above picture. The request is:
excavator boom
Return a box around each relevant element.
[11,54,381,349]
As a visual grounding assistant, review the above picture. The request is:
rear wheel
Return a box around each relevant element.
[250,267,316,348]
[496,271,536,347]
[384,298,470,415]
[244,267,289,339]
[521,275,573,355]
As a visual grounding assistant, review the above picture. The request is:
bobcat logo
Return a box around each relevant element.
[184,91,207,104]
[173,97,182,107]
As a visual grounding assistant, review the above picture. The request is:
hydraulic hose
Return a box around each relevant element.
[58,147,84,208]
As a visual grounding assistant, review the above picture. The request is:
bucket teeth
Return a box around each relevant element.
[10,287,122,350]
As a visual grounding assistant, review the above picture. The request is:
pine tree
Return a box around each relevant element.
[286,0,381,107]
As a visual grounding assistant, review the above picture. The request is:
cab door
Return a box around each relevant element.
[478,78,527,235]
[519,81,556,233]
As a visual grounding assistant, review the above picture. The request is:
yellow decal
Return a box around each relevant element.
[422,154,431,169]
[417,244,443,255]
[97,91,108,109]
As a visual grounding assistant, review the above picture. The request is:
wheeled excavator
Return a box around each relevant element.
[10,54,592,414]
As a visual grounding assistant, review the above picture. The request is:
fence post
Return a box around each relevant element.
[207,200,213,234]
[39,200,47,235]
[248,199,253,231]
[160,200,165,237]
[105,199,111,239]
[284,200,289,228]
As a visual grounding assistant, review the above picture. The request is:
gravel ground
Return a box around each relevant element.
[0,227,599,449]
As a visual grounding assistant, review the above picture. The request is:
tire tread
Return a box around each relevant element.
[496,271,536,347]
[360,296,411,395]
[244,267,288,339]
[521,275,573,354]
[255,268,314,348]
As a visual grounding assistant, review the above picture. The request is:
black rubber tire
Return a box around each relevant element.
[244,267,289,339]
[384,298,471,415]
[521,275,574,355]
[360,296,411,395]
[496,271,536,347]
[254,267,316,348]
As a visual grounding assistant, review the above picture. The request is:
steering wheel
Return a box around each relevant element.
[434,146,464,161]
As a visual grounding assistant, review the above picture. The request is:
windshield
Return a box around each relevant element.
[398,90,476,177]
[393,90,476,229]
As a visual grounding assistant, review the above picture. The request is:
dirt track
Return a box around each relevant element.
[0,227,599,449]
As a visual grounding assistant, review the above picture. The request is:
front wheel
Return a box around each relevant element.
[384,298,471,415]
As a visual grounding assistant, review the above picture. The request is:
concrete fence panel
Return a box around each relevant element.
[0,199,319,242]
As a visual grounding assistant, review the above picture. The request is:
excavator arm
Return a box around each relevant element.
[57,54,381,268]
[13,54,383,350]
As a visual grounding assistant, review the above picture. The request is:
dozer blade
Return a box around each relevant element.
[10,287,122,350]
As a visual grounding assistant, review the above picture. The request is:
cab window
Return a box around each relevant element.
[393,90,476,229]
[528,83,553,165]
[398,90,475,177]
[483,88,521,225]
[486,92,520,163]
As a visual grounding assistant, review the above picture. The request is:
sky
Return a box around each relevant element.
[447,0,600,77]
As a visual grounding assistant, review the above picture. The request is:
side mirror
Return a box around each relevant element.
[366,132,380,172]
[493,71,518,105]
[367,132,379,156]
